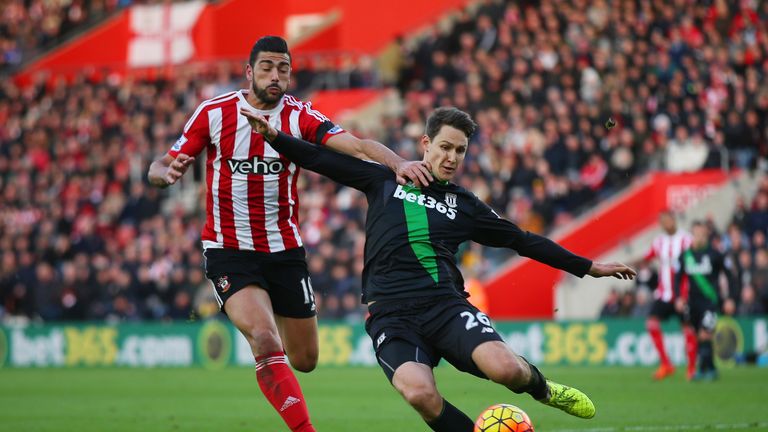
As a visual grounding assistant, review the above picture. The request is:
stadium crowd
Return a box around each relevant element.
[1,0,768,322]
[0,0,133,75]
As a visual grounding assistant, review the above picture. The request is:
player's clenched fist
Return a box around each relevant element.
[165,154,195,185]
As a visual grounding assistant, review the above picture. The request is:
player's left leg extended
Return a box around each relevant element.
[473,342,596,419]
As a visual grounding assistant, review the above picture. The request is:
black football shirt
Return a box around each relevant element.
[268,132,592,303]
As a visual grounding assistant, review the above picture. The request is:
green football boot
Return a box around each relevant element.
[539,380,596,419]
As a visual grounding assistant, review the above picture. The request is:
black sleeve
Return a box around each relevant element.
[674,251,686,297]
[268,131,391,191]
[470,200,592,278]
[715,252,736,301]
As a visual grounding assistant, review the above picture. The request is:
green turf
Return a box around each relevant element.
[1,366,767,431]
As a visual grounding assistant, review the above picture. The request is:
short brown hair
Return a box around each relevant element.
[425,107,477,140]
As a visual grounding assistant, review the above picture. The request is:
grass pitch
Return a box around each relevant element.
[1,365,766,431]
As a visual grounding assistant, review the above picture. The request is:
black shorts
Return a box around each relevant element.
[688,303,718,332]
[365,295,503,382]
[203,247,316,318]
[649,299,683,321]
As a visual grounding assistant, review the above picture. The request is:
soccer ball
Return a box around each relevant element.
[474,404,534,432]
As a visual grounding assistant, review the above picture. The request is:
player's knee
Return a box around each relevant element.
[245,327,282,355]
[396,381,441,413]
[285,341,318,372]
[646,318,660,331]
[288,353,317,373]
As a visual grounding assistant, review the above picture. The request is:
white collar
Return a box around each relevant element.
[237,89,284,115]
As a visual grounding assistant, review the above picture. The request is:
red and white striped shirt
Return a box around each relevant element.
[644,230,693,302]
[168,90,345,252]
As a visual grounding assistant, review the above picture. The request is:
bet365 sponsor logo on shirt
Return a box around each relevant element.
[393,185,457,220]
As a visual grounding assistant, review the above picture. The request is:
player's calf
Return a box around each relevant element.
[482,353,531,390]
[426,399,476,432]
[473,342,547,399]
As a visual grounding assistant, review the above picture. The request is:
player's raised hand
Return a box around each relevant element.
[396,160,433,187]
[165,153,195,185]
[240,107,277,141]
[588,261,637,280]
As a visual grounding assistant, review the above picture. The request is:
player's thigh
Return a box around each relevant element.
[430,301,503,379]
[374,337,436,383]
[204,248,270,310]
[263,248,317,319]
[224,286,283,355]
[391,361,439,401]
[275,314,318,372]
[648,299,675,321]
[377,338,440,403]
[690,306,718,337]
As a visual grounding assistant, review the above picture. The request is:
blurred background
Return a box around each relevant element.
[0,0,766,369]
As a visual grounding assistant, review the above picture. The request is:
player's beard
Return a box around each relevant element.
[252,81,285,105]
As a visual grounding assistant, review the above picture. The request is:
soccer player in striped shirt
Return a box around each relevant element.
[148,36,431,432]
[642,210,696,380]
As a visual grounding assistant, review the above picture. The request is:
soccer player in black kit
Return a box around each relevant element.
[241,106,636,431]
[675,221,734,381]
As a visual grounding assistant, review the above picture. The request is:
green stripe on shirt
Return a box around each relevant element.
[401,185,439,284]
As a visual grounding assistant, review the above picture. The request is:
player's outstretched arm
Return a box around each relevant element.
[587,262,637,280]
[147,153,195,188]
[470,199,636,280]
[240,108,388,191]
[323,126,432,187]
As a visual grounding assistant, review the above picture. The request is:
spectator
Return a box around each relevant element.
[752,249,768,312]
[738,285,765,317]
[665,126,710,172]
[746,192,768,237]
[599,289,621,318]
[632,288,653,319]
[619,291,636,317]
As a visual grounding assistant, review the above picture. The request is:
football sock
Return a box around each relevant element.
[683,326,698,374]
[426,399,475,432]
[255,352,316,432]
[647,321,671,366]
[698,340,715,372]
[514,358,548,400]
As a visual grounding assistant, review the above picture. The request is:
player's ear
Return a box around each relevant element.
[245,63,253,81]
[420,135,431,153]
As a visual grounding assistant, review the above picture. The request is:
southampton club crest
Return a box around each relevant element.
[217,276,231,293]
[445,193,458,208]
